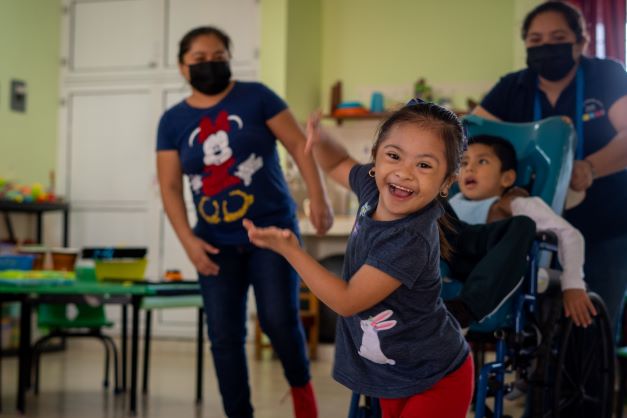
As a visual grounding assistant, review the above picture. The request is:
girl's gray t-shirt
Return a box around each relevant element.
[332,164,469,398]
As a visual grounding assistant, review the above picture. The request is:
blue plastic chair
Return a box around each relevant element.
[455,115,575,333]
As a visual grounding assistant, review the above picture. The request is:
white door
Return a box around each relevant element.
[63,87,162,278]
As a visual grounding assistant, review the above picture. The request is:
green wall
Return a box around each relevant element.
[285,1,322,122]
[0,1,61,186]
[261,0,322,121]
[321,0,515,110]
[261,0,289,98]
[261,0,542,115]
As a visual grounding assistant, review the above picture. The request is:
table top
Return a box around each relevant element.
[0,200,70,212]
[0,279,200,296]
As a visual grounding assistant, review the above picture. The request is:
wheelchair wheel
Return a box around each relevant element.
[535,292,615,418]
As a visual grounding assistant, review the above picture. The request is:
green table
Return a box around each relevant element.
[0,279,202,415]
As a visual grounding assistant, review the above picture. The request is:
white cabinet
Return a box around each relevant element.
[61,0,259,79]
[67,0,161,72]
[58,0,259,338]
[165,0,259,71]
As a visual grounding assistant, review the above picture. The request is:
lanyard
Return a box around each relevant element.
[533,66,585,159]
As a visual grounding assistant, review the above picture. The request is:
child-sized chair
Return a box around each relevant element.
[31,266,120,393]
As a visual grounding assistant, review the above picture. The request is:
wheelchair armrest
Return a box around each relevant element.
[535,230,558,246]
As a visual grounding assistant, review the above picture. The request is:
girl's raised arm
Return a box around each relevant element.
[306,111,358,190]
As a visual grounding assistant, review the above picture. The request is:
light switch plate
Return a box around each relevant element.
[10,79,27,113]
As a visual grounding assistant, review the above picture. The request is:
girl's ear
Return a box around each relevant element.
[500,169,517,188]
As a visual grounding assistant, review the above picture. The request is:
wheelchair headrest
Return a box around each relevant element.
[462,114,576,214]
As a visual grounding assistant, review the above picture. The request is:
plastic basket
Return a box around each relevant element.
[0,254,35,271]
[94,258,148,281]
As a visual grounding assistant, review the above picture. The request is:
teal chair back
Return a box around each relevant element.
[462,114,576,214]
[442,115,576,332]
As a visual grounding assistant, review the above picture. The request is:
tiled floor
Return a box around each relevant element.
[0,339,534,418]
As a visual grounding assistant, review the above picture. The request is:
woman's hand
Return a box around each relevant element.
[243,219,299,255]
[308,196,334,235]
[562,289,597,327]
[181,235,220,276]
[305,110,322,155]
[570,160,594,192]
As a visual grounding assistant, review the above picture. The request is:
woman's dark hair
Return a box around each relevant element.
[371,102,465,260]
[521,1,588,43]
[468,135,518,173]
[178,26,231,64]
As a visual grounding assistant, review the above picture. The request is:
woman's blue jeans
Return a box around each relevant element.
[583,234,627,341]
[198,244,311,418]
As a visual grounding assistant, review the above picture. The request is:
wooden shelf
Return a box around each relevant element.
[323,112,391,125]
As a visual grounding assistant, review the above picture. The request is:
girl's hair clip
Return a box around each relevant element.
[406,97,426,107]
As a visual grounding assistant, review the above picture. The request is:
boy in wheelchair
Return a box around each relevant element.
[446,135,596,328]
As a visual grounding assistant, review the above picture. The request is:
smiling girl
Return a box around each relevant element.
[243,101,473,418]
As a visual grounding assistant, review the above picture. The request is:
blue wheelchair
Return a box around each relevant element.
[348,115,615,418]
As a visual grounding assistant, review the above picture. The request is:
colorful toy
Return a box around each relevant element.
[0,177,58,203]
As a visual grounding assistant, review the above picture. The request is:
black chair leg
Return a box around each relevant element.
[102,335,120,393]
[102,335,110,388]
[196,308,204,404]
[142,310,152,395]
[31,334,57,395]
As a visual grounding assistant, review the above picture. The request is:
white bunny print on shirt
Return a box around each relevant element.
[358,309,397,365]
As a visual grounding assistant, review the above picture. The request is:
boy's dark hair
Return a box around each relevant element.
[468,135,518,173]
[372,101,465,260]
[178,26,232,64]
[521,1,588,44]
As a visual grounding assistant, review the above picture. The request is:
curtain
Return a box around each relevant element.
[568,0,626,64]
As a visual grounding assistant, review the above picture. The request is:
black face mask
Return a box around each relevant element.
[189,61,232,95]
[526,43,576,81]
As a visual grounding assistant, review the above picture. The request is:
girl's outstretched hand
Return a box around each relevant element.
[305,110,322,155]
[243,219,299,254]
[562,288,597,327]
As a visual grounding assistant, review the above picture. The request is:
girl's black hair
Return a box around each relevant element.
[371,102,465,260]
[521,1,588,43]
[178,26,232,64]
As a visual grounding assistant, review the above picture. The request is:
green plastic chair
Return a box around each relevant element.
[32,266,120,393]
[462,114,576,214]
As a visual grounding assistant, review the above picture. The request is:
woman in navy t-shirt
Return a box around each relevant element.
[156,26,333,418]
[473,2,627,334]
